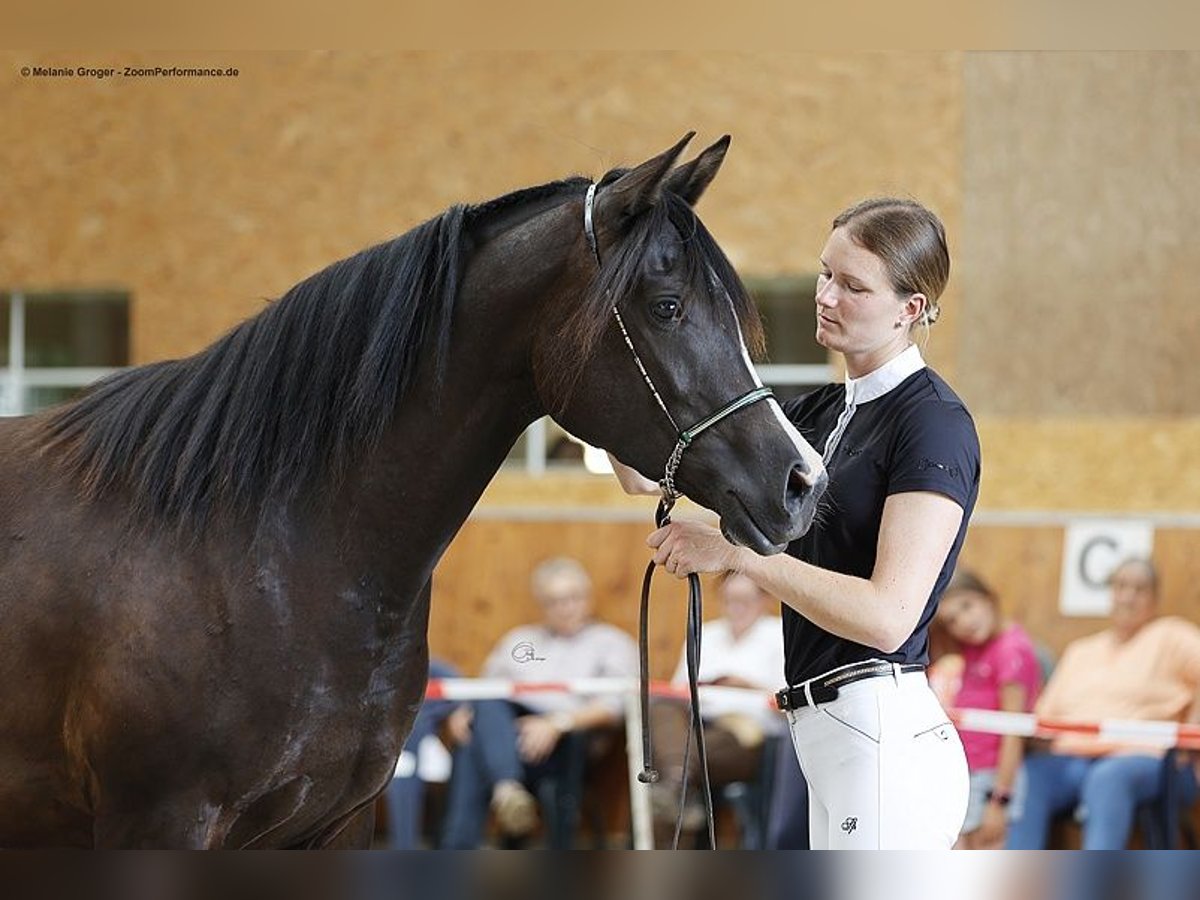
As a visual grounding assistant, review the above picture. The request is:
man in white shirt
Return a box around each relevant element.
[650,571,786,843]
[439,557,637,849]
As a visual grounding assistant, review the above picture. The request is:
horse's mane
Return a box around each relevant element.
[35,172,761,532]
[36,178,585,530]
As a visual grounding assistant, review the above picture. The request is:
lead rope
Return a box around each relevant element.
[637,493,715,849]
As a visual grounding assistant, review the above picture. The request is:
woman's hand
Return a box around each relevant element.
[444,705,474,746]
[647,519,742,578]
[515,715,563,765]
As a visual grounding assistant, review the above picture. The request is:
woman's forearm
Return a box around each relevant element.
[732,548,912,652]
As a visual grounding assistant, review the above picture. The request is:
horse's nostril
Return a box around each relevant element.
[786,464,809,506]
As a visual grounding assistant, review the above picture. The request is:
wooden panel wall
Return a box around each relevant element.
[958,525,1200,657]
[429,516,1200,678]
[429,518,704,680]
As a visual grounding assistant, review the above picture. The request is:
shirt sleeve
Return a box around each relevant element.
[1168,619,1200,689]
[888,399,980,510]
[582,627,638,718]
[598,627,640,679]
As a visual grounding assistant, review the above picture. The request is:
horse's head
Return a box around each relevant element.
[535,134,827,554]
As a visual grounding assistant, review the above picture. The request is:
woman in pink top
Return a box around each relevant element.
[936,569,1042,849]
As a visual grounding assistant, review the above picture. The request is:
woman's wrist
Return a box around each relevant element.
[729,545,756,576]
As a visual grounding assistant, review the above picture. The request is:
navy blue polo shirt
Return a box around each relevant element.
[780,353,981,685]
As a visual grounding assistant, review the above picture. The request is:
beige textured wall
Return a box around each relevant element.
[958,53,1200,512]
[5,51,1199,519]
[1,50,962,366]
[960,53,1200,418]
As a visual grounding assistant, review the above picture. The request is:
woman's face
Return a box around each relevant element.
[937,589,998,646]
[814,227,909,363]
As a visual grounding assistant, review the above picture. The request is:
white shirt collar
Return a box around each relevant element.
[843,344,926,406]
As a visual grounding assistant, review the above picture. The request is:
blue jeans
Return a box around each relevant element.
[439,700,587,849]
[1006,752,1196,849]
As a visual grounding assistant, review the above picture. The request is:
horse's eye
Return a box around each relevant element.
[651,298,680,321]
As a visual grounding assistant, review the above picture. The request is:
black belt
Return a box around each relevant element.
[775,661,925,711]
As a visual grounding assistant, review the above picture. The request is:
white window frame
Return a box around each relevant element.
[0,292,126,417]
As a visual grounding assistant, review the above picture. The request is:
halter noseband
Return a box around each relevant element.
[583,182,773,510]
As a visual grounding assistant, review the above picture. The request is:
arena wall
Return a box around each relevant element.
[5,51,1198,667]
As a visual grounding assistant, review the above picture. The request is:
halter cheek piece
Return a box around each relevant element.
[584,182,774,848]
[583,182,774,512]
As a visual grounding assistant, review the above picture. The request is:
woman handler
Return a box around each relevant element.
[614,198,980,849]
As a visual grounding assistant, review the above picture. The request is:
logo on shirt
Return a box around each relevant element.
[841,817,858,835]
[917,458,960,477]
[511,642,546,664]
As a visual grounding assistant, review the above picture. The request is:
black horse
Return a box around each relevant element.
[0,134,826,847]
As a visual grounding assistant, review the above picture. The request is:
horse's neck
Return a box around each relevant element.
[335,371,532,599]
[337,205,579,594]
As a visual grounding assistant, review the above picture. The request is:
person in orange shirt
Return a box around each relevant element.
[1006,557,1200,849]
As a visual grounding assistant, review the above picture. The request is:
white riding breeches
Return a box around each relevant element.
[785,662,969,849]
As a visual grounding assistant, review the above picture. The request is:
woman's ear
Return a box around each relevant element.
[905,292,928,327]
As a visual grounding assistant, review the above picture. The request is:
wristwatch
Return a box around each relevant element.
[985,788,1012,807]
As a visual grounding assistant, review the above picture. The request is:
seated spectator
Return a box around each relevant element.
[649,571,786,846]
[1006,557,1200,850]
[382,658,471,849]
[936,569,1042,849]
[439,557,637,849]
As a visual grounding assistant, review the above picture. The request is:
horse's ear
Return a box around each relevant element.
[593,132,695,229]
[663,135,731,206]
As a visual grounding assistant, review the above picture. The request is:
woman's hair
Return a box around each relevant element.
[944,568,997,604]
[832,197,950,328]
